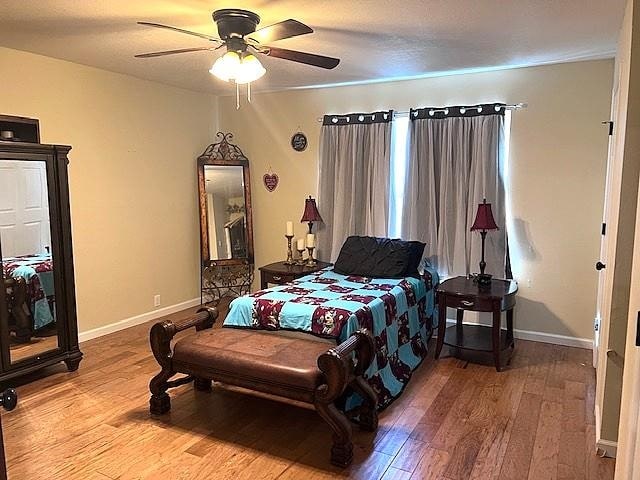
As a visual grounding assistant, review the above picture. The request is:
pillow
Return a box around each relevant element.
[405,241,427,277]
[333,236,425,278]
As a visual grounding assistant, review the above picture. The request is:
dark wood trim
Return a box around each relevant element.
[0,114,40,144]
[197,160,209,265]
[243,162,254,266]
[0,245,9,373]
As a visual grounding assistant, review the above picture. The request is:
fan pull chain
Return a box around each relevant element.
[236,82,240,110]
[248,81,251,103]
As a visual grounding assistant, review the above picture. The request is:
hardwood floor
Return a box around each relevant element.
[2,306,615,479]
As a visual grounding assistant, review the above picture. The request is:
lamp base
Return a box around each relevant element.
[475,273,493,287]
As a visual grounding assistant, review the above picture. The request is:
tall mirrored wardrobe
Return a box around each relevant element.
[0,138,82,383]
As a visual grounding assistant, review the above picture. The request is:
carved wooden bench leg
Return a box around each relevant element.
[349,377,378,431]
[149,370,172,415]
[315,401,353,467]
[148,308,219,415]
[194,377,212,392]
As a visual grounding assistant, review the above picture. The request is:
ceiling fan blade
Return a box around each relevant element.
[137,22,222,43]
[250,19,313,43]
[135,47,216,58]
[262,46,340,69]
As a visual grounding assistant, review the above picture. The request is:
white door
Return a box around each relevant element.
[0,160,51,258]
[594,115,618,368]
[594,52,629,451]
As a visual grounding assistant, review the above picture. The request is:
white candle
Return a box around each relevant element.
[306,233,315,248]
[286,221,293,236]
[297,238,305,250]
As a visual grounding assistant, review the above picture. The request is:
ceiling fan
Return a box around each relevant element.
[136,9,340,87]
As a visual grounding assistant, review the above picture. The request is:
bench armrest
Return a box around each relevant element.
[149,307,219,368]
[173,307,219,333]
[316,329,374,403]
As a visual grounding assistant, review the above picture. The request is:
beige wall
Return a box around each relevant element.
[0,47,216,332]
[219,59,613,341]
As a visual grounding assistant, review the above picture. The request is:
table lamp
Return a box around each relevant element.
[300,196,323,234]
[470,198,499,287]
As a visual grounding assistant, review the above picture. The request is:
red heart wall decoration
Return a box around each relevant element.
[263,173,279,192]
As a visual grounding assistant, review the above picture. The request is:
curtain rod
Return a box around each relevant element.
[316,102,527,123]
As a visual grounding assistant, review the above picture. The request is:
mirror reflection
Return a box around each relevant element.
[0,160,59,363]
[205,165,248,261]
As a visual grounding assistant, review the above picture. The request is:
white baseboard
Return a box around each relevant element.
[80,303,592,348]
[78,297,201,343]
[512,327,592,349]
[439,319,593,350]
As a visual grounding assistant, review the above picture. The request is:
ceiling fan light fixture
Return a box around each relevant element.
[235,54,266,84]
[210,51,265,84]
[209,50,241,81]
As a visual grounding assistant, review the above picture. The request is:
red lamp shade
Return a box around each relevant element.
[301,196,323,223]
[470,199,499,231]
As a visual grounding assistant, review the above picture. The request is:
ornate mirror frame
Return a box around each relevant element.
[198,132,254,305]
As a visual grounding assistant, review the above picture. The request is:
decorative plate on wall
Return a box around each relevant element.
[291,132,308,152]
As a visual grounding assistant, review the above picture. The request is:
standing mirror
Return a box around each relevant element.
[0,138,82,383]
[198,133,254,305]
[204,165,247,261]
[0,160,59,364]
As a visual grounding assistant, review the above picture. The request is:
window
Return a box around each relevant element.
[388,109,511,278]
[389,115,410,237]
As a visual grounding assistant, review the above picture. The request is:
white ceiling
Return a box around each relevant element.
[0,1,625,95]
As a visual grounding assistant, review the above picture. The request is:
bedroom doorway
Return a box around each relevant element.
[594,0,636,457]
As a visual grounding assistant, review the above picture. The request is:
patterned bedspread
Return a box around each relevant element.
[2,254,55,329]
[224,266,439,411]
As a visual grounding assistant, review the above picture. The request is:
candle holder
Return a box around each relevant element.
[284,235,295,265]
[296,247,306,265]
[306,246,317,267]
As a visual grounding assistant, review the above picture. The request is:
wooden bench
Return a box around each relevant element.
[148,307,378,467]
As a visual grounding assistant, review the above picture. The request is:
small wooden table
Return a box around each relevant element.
[435,276,518,371]
[259,261,332,289]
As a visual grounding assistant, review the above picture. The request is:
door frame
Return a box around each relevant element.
[594,45,629,454]
[615,146,640,480]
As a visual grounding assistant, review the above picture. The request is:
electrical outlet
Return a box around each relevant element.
[154,295,161,307]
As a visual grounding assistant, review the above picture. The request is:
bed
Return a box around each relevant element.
[2,253,56,333]
[224,262,439,411]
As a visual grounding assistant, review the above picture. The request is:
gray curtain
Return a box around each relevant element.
[401,113,506,278]
[318,119,392,261]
